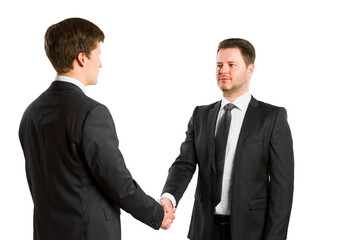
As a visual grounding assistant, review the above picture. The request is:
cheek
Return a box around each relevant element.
[216,69,220,77]
[234,70,243,78]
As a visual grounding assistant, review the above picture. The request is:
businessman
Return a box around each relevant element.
[19,18,174,240]
[161,38,294,240]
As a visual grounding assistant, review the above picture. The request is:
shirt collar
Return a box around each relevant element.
[220,91,252,111]
[54,75,86,93]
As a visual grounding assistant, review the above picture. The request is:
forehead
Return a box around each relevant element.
[216,48,244,62]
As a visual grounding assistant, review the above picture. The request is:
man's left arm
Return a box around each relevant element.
[265,107,294,240]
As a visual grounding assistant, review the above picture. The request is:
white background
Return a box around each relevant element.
[1,0,359,239]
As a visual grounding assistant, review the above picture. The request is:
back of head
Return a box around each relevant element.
[44,18,105,74]
[217,38,256,66]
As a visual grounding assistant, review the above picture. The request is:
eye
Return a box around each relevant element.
[229,64,236,67]
[217,64,223,68]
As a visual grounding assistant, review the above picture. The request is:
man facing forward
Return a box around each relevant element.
[161,38,294,240]
[19,18,174,240]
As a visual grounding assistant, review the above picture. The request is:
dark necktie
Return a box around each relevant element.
[214,103,236,206]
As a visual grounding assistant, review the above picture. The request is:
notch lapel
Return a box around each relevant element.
[207,101,221,171]
[238,96,260,143]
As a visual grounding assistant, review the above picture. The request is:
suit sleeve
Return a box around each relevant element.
[265,107,294,240]
[162,107,198,207]
[81,104,164,230]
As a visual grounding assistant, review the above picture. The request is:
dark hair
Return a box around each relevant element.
[217,38,256,66]
[44,18,105,74]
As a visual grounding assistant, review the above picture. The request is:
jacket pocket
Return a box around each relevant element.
[249,198,267,210]
[104,207,120,221]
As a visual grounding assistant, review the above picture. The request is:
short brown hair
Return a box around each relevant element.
[44,18,105,74]
[217,38,256,66]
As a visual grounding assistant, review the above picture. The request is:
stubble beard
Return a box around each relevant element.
[219,80,248,100]
[218,80,238,98]
[222,87,238,99]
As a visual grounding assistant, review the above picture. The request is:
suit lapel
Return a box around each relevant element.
[238,96,260,143]
[206,97,259,170]
[207,101,221,171]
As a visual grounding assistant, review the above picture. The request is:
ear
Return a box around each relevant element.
[247,64,255,79]
[76,52,87,67]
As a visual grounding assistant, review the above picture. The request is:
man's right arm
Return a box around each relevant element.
[81,104,171,229]
[162,107,199,208]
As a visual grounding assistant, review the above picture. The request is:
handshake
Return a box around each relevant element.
[158,197,176,230]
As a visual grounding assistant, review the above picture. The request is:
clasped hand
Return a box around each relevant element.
[158,197,176,230]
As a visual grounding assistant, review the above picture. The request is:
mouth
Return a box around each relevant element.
[219,77,231,82]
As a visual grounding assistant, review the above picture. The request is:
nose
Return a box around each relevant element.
[219,64,229,74]
[99,59,102,68]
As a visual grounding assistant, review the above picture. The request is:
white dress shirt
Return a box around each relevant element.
[162,92,251,215]
[214,91,251,215]
[54,75,86,93]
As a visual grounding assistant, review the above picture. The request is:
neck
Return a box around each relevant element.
[58,72,87,86]
[222,88,249,102]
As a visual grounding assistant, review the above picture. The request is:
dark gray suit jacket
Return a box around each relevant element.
[19,81,163,240]
[162,96,294,240]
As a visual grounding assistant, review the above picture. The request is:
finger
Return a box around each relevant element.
[161,219,171,230]
[165,219,172,229]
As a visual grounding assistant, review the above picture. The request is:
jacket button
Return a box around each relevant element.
[210,194,214,200]
[211,172,215,179]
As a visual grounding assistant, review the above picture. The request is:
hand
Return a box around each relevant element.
[161,208,175,229]
[160,197,175,213]
[158,198,176,230]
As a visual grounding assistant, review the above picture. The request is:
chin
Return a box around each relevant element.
[88,79,98,86]
[218,84,231,92]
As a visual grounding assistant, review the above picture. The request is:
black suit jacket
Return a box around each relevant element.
[162,96,294,240]
[19,81,164,240]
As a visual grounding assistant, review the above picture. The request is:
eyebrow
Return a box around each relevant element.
[216,61,238,64]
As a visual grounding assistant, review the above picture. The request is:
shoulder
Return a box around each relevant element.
[253,97,289,124]
[185,101,221,124]
[194,101,220,113]
[74,96,115,124]
[23,87,106,120]
[78,94,102,110]
[254,98,287,113]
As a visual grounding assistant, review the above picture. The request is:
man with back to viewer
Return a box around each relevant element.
[18,17,174,240]
[160,38,294,240]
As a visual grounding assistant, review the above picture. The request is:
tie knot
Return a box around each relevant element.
[224,103,236,111]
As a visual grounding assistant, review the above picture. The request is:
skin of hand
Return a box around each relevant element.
[160,197,175,213]
[157,198,176,230]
